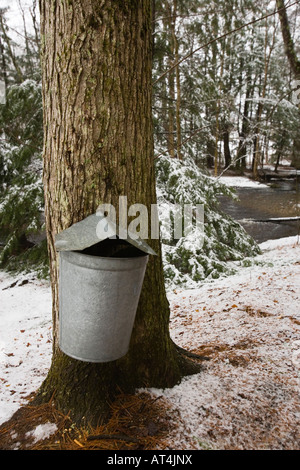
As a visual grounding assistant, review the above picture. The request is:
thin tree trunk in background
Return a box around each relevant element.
[30,0,41,56]
[165,2,175,158]
[175,31,182,160]
[252,16,276,178]
[167,71,175,158]
[0,23,8,93]
[276,0,300,169]
[223,126,231,169]
[0,12,23,83]
[17,0,33,76]
[276,0,300,79]
[172,0,182,160]
[214,41,225,176]
[236,80,251,171]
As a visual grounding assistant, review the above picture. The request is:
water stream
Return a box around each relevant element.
[218,179,300,244]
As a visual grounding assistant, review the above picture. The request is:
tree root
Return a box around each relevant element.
[173,342,211,361]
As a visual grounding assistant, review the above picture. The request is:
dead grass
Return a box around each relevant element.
[0,392,176,450]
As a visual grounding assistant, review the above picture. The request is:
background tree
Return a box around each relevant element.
[0,4,46,276]
[276,0,300,79]
[153,0,300,173]
[35,0,196,425]
[276,0,300,169]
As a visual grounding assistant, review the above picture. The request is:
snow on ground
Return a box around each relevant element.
[218,175,269,188]
[24,422,57,446]
[149,235,300,450]
[0,273,52,425]
[0,235,299,449]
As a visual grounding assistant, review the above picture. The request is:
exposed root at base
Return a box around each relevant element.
[173,341,211,361]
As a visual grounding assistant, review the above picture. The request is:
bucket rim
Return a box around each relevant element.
[59,344,127,363]
[59,250,149,271]
[75,251,148,259]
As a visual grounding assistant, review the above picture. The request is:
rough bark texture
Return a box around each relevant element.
[236,80,251,171]
[36,0,197,425]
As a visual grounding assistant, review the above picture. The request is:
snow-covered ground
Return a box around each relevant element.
[0,273,52,425]
[149,235,300,449]
[218,175,269,188]
[0,234,299,449]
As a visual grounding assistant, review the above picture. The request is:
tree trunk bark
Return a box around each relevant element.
[252,17,275,178]
[276,0,300,170]
[223,127,231,169]
[252,101,262,178]
[165,2,175,158]
[172,0,182,160]
[0,25,8,94]
[276,0,300,79]
[236,79,251,171]
[291,137,300,169]
[36,0,197,425]
[175,33,182,160]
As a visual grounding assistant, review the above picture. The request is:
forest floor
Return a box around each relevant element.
[0,234,299,451]
[0,168,299,450]
[154,236,300,450]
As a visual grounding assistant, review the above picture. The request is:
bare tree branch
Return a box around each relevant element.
[153,1,300,86]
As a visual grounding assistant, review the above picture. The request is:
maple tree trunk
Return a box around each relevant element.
[35,0,197,425]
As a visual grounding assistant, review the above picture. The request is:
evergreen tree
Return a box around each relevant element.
[155,155,260,289]
[153,0,300,173]
[0,4,47,276]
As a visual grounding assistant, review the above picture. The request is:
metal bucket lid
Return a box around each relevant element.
[55,210,157,256]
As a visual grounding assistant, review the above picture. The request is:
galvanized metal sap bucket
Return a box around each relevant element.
[55,213,156,363]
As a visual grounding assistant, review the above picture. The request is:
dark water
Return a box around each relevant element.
[218,179,300,243]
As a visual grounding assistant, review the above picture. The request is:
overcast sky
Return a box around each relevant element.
[1,0,38,42]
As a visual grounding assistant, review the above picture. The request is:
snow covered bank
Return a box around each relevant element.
[149,235,300,449]
[218,175,269,188]
[0,236,299,449]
